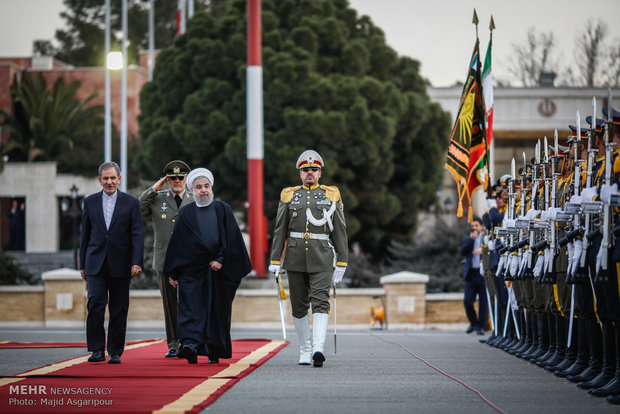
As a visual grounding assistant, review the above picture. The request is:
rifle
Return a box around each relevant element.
[596,88,616,283]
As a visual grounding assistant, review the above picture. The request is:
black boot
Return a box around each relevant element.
[486,306,504,347]
[568,320,603,383]
[556,318,589,377]
[525,313,548,362]
[541,314,567,368]
[507,309,528,354]
[516,311,538,358]
[536,313,557,366]
[579,322,616,390]
[608,394,620,404]
[549,316,578,373]
[589,323,620,396]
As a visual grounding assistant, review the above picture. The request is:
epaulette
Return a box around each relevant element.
[320,185,341,203]
[280,186,301,203]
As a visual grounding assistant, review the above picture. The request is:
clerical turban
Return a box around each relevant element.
[186,168,214,189]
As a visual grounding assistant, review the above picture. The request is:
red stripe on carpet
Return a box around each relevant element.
[0,339,159,349]
[0,339,288,412]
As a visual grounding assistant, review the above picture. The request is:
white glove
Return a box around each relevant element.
[566,242,574,275]
[581,186,598,202]
[480,262,485,276]
[547,207,561,221]
[570,194,583,205]
[486,199,497,209]
[526,209,539,221]
[332,266,346,284]
[543,248,551,273]
[487,239,496,251]
[496,256,505,277]
[268,264,281,277]
[596,245,603,274]
[600,183,618,204]
[510,254,519,277]
[533,253,545,278]
[571,239,583,276]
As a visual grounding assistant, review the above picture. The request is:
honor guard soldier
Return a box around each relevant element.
[269,150,348,367]
[139,160,192,358]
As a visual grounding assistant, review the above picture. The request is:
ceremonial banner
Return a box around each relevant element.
[445,39,488,220]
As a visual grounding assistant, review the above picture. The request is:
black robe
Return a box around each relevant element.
[163,200,252,359]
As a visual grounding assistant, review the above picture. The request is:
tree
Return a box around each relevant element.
[0,72,105,176]
[36,0,200,67]
[604,41,620,87]
[509,27,559,87]
[574,19,609,87]
[137,0,450,256]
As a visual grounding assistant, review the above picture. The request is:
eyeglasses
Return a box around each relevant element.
[167,175,185,181]
[301,167,320,172]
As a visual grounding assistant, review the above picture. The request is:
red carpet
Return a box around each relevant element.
[0,339,288,413]
[0,339,158,349]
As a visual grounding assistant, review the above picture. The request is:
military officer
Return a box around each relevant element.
[269,150,348,367]
[139,160,192,358]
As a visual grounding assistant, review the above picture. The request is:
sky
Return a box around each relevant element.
[0,0,619,87]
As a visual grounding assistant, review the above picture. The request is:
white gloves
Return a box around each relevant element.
[496,255,505,277]
[600,183,618,204]
[570,194,583,205]
[333,266,346,284]
[509,254,519,277]
[268,264,281,277]
[571,239,583,276]
[543,248,551,274]
[533,253,545,278]
[581,186,598,202]
[567,242,574,275]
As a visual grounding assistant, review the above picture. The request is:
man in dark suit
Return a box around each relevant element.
[460,216,488,336]
[80,161,144,364]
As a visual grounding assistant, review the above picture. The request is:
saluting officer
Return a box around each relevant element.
[269,150,348,367]
[139,160,193,358]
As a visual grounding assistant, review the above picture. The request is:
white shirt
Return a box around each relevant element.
[102,190,118,230]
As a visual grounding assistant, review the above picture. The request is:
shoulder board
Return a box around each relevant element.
[280,186,301,203]
[320,185,341,202]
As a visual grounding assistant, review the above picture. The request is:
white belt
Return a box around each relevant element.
[289,232,330,240]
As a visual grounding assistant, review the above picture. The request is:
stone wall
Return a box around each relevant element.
[0,270,471,328]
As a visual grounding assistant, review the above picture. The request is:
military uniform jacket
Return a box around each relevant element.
[271,183,348,273]
[139,186,193,272]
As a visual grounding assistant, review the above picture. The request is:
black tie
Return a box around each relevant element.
[174,194,182,208]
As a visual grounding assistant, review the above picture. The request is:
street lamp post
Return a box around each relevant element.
[69,184,80,269]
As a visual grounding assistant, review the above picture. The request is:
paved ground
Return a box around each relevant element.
[1,326,618,413]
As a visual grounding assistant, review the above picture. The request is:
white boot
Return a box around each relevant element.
[293,315,312,365]
[312,313,329,367]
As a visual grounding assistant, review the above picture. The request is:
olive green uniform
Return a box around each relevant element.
[139,187,193,351]
[270,183,348,318]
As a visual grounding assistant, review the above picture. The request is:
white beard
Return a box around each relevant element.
[194,192,214,207]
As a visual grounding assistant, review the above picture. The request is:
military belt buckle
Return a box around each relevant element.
[303,232,311,239]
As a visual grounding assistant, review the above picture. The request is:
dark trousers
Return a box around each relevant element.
[156,270,179,350]
[86,260,131,355]
[177,271,211,350]
[464,269,488,329]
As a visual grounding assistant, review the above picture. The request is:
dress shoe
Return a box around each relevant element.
[180,345,197,364]
[108,354,121,364]
[165,349,179,358]
[88,350,105,362]
[466,325,474,334]
[475,327,485,336]
[208,357,219,364]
